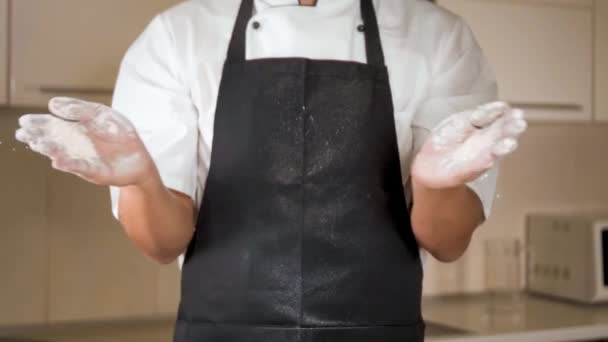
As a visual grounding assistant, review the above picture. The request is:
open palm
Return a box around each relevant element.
[411,102,527,189]
[16,97,155,186]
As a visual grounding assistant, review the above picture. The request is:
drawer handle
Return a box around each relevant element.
[38,86,114,95]
[507,101,583,111]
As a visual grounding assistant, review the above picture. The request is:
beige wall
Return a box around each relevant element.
[2,107,608,320]
[422,123,608,295]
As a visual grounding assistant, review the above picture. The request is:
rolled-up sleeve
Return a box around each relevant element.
[411,17,499,219]
[109,14,198,220]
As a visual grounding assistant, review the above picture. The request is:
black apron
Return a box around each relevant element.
[174,0,425,340]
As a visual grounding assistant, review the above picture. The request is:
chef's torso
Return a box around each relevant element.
[110,0,498,261]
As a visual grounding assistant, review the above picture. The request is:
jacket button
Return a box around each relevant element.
[252,21,261,29]
[357,24,365,32]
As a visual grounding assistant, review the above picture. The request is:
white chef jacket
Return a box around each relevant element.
[110,0,499,264]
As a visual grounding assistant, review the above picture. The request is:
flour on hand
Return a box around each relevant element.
[15,97,150,185]
[412,101,528,189]
[22,116,98,160]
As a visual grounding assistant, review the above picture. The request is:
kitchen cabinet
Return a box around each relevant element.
[438,0,594,122]
[46,171,159,322]
[45,170,183,320]
[423,292,608,341]
[156,263,180,315]
[0,114,48,325]
[10,0,180,107]
[0,0,7,105]
[596,0,608,122]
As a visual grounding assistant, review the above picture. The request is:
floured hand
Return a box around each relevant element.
[15,97,156,186]
[411,101,527,189]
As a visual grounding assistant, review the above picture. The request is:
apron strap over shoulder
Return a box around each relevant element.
[226,0,255,64]
[360,0,385,67]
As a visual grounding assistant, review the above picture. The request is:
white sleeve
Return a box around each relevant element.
[109,14,198,220]
[411,18,499,219]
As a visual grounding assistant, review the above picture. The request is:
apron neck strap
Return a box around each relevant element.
[226,0,386,67]
[360,0,385,67]
[226,0,254,64]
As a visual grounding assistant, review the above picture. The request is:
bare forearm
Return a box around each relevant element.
[411,177,484,262]
[118,170,194,264]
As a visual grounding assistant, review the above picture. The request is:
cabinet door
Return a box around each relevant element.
[0,113,48,326]
[0,0,7,105]
[10,0,180,107]
[596,0,608,122]
[47,171,159,322]
[157,262,180,315]
[438,0,593,122]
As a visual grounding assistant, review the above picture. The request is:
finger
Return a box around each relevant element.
[510,108,525,120]
[29,139,63,157]
[503,108,526,123]
[495,109,527,141]
[18,114,53,128]
[492,137,519,157]
[16,127,49,148]
[473,153,496,174]
[48,97,99,121]
[15,128,37,144]
[469,101,510,128]
[502,118,528,137]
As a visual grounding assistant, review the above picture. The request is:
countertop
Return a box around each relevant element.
[1,293,608,342]
[0,318,175,342]
[423,292,608,342]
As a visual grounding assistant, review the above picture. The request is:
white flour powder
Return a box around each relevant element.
[38,117,142,176]
[36,119,99,162]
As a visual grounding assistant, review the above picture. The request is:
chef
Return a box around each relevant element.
[15,0,527,341]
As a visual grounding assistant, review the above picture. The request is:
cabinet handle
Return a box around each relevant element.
[38,86,114,95]
[508,102,583,111]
